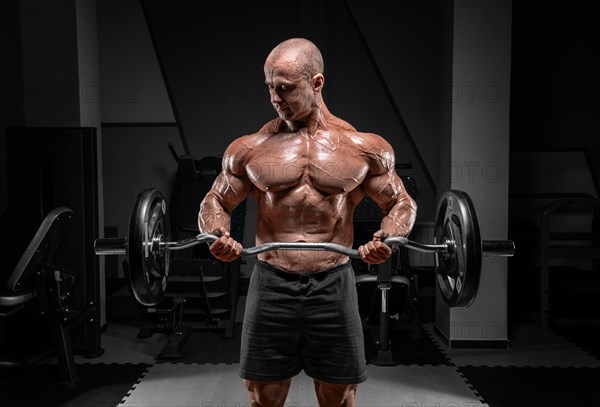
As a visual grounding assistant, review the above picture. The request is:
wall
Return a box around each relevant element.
[436,0,512,343]
[97,0,178,277]
[437,0,455,198]
[20,0,80,126]
[328,0,442,218]
[18,0,105,326]
[509,2,600,188]
[0,0,25,272]
[97,0,174,123]
[98,1,447,269]
[507,3,600,324]
[6,0,597,338]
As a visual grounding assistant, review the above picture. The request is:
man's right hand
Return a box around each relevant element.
[208,228,243,262]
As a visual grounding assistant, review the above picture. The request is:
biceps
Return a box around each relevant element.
[204,171,251,212]
[364,172,415,214]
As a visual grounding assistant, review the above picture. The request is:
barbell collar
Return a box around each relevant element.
[95,238,127,256]
[482,240,515,257]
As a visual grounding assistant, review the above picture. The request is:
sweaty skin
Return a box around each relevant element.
[198,40,417,272]
[198,37,417,407]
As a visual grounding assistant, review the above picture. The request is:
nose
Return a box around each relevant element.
[269,88,282,104]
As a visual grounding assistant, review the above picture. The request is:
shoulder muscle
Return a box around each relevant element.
[348,132,395,175]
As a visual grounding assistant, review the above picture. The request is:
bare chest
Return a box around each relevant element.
[245,131,368,194]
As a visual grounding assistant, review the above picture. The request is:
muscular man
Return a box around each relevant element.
[198,38,416,407]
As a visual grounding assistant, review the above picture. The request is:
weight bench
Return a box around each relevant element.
[0,207,99,385]
[129,152,244,358]
[355,265,410,366]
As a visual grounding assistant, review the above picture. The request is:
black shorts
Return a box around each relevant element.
[239,260,367,385]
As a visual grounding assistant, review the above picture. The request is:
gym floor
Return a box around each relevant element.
[1,296,599,407]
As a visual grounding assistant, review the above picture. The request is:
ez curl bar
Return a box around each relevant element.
[95,189,514,308]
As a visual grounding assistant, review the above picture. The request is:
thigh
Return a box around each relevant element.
[240,266,304,381]
[301,268,367,384]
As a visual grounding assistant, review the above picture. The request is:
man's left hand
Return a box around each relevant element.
[358,230,392,264]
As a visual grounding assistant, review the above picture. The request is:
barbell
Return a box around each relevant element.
[95,188,514,308]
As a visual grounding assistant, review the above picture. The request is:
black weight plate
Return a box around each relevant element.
[434,190,482,308]
[126,188,171,306]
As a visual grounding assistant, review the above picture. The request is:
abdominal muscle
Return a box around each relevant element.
[253,182,360,272]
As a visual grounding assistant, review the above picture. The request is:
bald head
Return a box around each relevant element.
[265,38,324,80]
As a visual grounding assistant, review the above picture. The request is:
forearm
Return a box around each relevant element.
[198,193,232,235]
[379,195,417,237]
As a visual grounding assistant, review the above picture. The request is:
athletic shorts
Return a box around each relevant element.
[239,260,367,384]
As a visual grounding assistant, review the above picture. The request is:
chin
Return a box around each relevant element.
[278,111,294,120]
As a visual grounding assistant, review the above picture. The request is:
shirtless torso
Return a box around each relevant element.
[199,114,416,272]
[197,37,417,407]
[247,121,368,271]
[198,38,416,273]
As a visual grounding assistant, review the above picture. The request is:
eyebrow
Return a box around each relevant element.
[264,79,294,86]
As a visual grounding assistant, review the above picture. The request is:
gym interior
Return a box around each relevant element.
[1,1,599,406]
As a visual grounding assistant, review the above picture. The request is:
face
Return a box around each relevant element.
[264,59,316,123]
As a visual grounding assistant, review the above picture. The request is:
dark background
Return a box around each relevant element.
[0,0,598,324]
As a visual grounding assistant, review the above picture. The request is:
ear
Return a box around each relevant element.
[312,74,324,92]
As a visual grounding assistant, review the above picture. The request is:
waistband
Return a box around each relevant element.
[255,259,352,282]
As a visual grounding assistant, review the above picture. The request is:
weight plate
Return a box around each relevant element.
[127,188,171,306]
[434,190,482,308]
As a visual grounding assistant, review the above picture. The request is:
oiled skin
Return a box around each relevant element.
[197,37,418,407]
[198,41,417,272]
